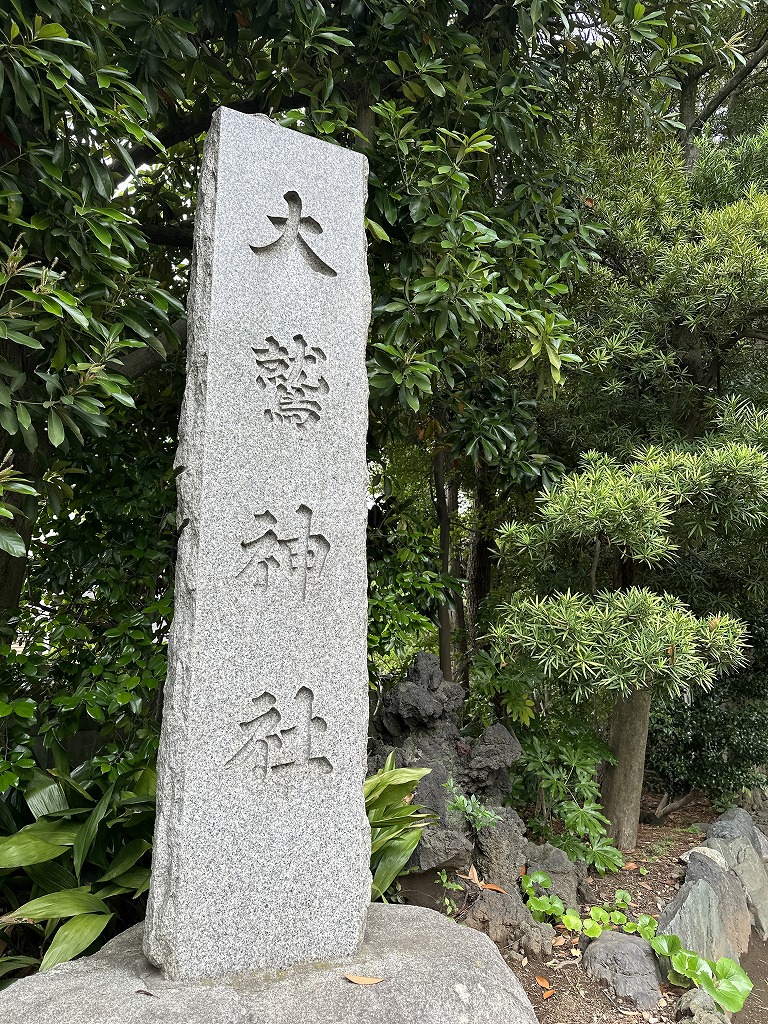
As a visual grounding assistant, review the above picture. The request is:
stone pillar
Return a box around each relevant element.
[144,108,371,981]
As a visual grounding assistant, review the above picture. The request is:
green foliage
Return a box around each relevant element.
[0,759,153,983]
[507,724,624,873]
[650,934,753,1014]
[443,778,502,832]
[647,617,768,803]
[520,870,753,1012]
[492,588,747,703]
[365,752,436,901]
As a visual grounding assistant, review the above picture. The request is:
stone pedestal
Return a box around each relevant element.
[3,907,538,1024]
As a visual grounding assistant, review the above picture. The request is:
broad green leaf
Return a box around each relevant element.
[371,827,422,900]
[40,913,112,971]
[73,785,114,878]
[98,840,151,882]
[4,888,108,923]
[0,834,66,869]
[0,526,25,558]
[47,409,65,448]
[0,956,39,980]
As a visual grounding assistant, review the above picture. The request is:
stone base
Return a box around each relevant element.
[3,904,537,1024]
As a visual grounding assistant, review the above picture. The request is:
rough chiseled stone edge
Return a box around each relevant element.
[142,108,221,974]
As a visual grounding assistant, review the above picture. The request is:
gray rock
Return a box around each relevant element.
[676,989,726,1022]
[144,108,372,980]
[369,654,522,811]
[463,888,555,960]
[523,841,585,912]
[657,878,738,965]
[684,850,751,956]
[1,905,539,1024]
[707,836,768,938]
[375,653,463,741]
[582,931,662,1010]
[473,808,528,895]
[412,826,473,876]
[679,847,728,870]
[397,827,473,910]
[756,825,768,862]
[707,808,764,861]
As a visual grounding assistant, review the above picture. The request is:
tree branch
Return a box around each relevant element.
[686,36,768,138]
[140,223,194,249]
[109,320,187,381]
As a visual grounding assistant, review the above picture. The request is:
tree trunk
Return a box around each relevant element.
[601,687,653,851]
[678,74,700,172]
[465,469,495,641]
[433,450,452,681]
[447,479,469,689]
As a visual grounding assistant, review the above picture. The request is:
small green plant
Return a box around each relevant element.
[365,752,437,901]
[443,778,502,832]
[507,726,624,874]
[520,869,565,919]
[650,934,753,1014]
[435,868,464,917]
[518,870,753,1015]
[0,762,155,983]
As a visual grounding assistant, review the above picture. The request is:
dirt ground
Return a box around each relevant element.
[506,792,727,1024]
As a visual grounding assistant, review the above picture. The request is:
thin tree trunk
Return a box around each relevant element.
[433,450,452,682]
[447,479,469,689]
[601,687,653,851]
[465,469,494,641]
[678,74,700,172]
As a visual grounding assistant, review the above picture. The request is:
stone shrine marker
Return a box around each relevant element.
[144,108,372,981]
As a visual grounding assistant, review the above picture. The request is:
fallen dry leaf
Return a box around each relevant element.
[624,862,638,870]
[344,975,384,986]
[570,948,581,958]
[542,990,555,999]
[552,936,567,946]
[456,864,482,887]
[520,864,527,876]
[479,882,509,895]
[534,976,551,989]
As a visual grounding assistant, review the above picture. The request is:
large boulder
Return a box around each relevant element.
[2,905,540,1024]
[374,652,463,742]
[463,888,555,960]
[684,849,751,956]
[707,808,768,862]
[657,878,738,965]
[582,931,662,1010]
[707,836,768,939]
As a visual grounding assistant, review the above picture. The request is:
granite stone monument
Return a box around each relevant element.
[143,107,372,981]
[3,109,540,1024]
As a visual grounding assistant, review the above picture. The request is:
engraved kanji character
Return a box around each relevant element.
[252,334,329,429]
[237,505,330,598]
[226,686,332,780]
[249,190,337,277]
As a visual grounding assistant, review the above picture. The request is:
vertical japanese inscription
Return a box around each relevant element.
[226,686,332,781]
[252,334,329,428]
[236,504,330,598]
